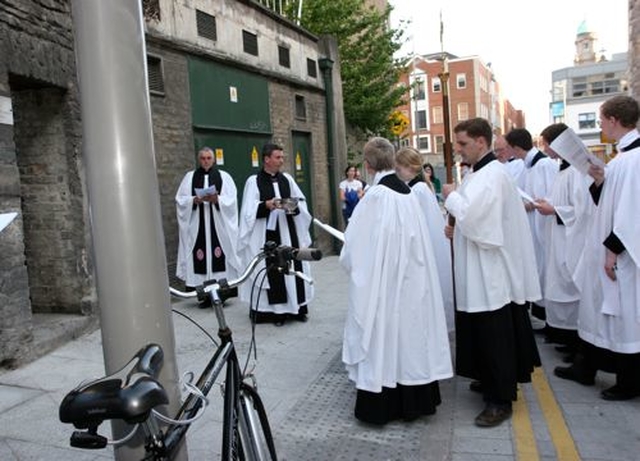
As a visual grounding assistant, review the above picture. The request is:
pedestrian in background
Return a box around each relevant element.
[339,164,364,226]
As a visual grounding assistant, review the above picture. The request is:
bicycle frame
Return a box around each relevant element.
[60,243,320,460]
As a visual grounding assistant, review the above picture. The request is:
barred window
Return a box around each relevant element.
[243,30,259,56]
[278,46,290,68]
[147,55,165,95]
[196,10,216,41]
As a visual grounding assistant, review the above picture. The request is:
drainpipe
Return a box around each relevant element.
[318,57,341,254]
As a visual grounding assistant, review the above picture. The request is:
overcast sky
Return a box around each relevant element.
[388,0,629,135]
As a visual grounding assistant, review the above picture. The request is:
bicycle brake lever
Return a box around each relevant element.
[292,270,313,285]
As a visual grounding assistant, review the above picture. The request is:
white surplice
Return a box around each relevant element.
[505,157,525,186]
[340,171,453,393]
[543,165,593,329]
[575,130,640,353]
[445,159,541,312]
[237,172,313,314]
[410,181,455,332]
[175,169,242,287]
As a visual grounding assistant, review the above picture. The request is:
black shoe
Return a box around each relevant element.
[555,345,573,353]
[295,313,308,322]
[561,353,576,364]
[553,365,595,386]
[469,380,483,393]
[474,404,512,427]
[601,385,640,401]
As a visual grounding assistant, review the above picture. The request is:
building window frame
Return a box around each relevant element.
[242,30,259,56]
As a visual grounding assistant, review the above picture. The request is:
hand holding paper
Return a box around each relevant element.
[195,185,217,198]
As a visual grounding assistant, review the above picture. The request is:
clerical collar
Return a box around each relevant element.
[261,169,281,182]
[372,169,395,185]
[618,129,640,152]
[473,152,496,172]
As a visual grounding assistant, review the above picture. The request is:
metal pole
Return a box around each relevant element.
[439,57,458,313]
[319,57,341,253]
[69,1,186,459]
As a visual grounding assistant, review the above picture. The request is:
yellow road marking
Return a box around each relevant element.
[513,386,540,460]
[531,367,581,461]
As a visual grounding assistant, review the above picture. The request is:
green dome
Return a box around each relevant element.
[577,20,589,35]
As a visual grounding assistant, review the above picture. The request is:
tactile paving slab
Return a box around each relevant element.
[275,352,434,461]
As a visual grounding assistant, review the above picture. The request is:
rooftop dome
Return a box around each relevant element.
[577,19,590,35]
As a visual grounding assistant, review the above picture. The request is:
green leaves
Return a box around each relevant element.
[283,0,409,136]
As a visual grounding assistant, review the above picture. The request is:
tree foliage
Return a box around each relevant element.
[284,0,409,137]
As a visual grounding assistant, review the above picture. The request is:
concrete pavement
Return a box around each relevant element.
[1,254,640,460]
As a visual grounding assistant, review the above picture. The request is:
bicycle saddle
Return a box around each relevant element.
[59,344,169,428]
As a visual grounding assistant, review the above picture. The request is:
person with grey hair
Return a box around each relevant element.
[340,136,453,425]
[175,146,242,305]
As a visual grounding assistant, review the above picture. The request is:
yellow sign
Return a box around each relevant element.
[251,146,259,167]
[295,151,302,171]
[215,148,224,165]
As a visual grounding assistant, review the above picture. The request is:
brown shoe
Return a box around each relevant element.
[474,404,512,427]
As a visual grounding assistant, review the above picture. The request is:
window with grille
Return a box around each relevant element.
[295,95,306,120]
[456,73,467,89]
[432,77,441,93]
[415,110,427,129]
[578,112,596,130]
[279,46,290,68]
[196,10,216,41]
[307,58,317,78]
[243,30,259,56]
[457,102,469,121]
[147,55,164,95]
[432,106,443,124]
[418,136,429,151]
[435,135,445,154]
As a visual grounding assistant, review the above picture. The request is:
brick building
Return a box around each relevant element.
[0,0,346,367]
[397,53,524,174]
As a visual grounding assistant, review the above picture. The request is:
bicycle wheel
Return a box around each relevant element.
[237,383,277,461]
[221,358,247,461]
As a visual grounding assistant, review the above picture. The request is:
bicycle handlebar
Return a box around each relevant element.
[170,242,322,301]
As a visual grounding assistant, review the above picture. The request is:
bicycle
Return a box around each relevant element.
[58,241,322,460]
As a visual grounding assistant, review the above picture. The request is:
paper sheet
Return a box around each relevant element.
[313,218,345,242]
[517,188,535,204]
[195,185,217,197]
[0,212,17,233]
[550,128,605,175]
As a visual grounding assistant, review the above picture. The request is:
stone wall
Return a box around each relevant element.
[0,0,94,367]
[631,0,640,101]
[147,42,195,282]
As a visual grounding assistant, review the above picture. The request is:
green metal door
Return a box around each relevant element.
[193,130,271,202]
